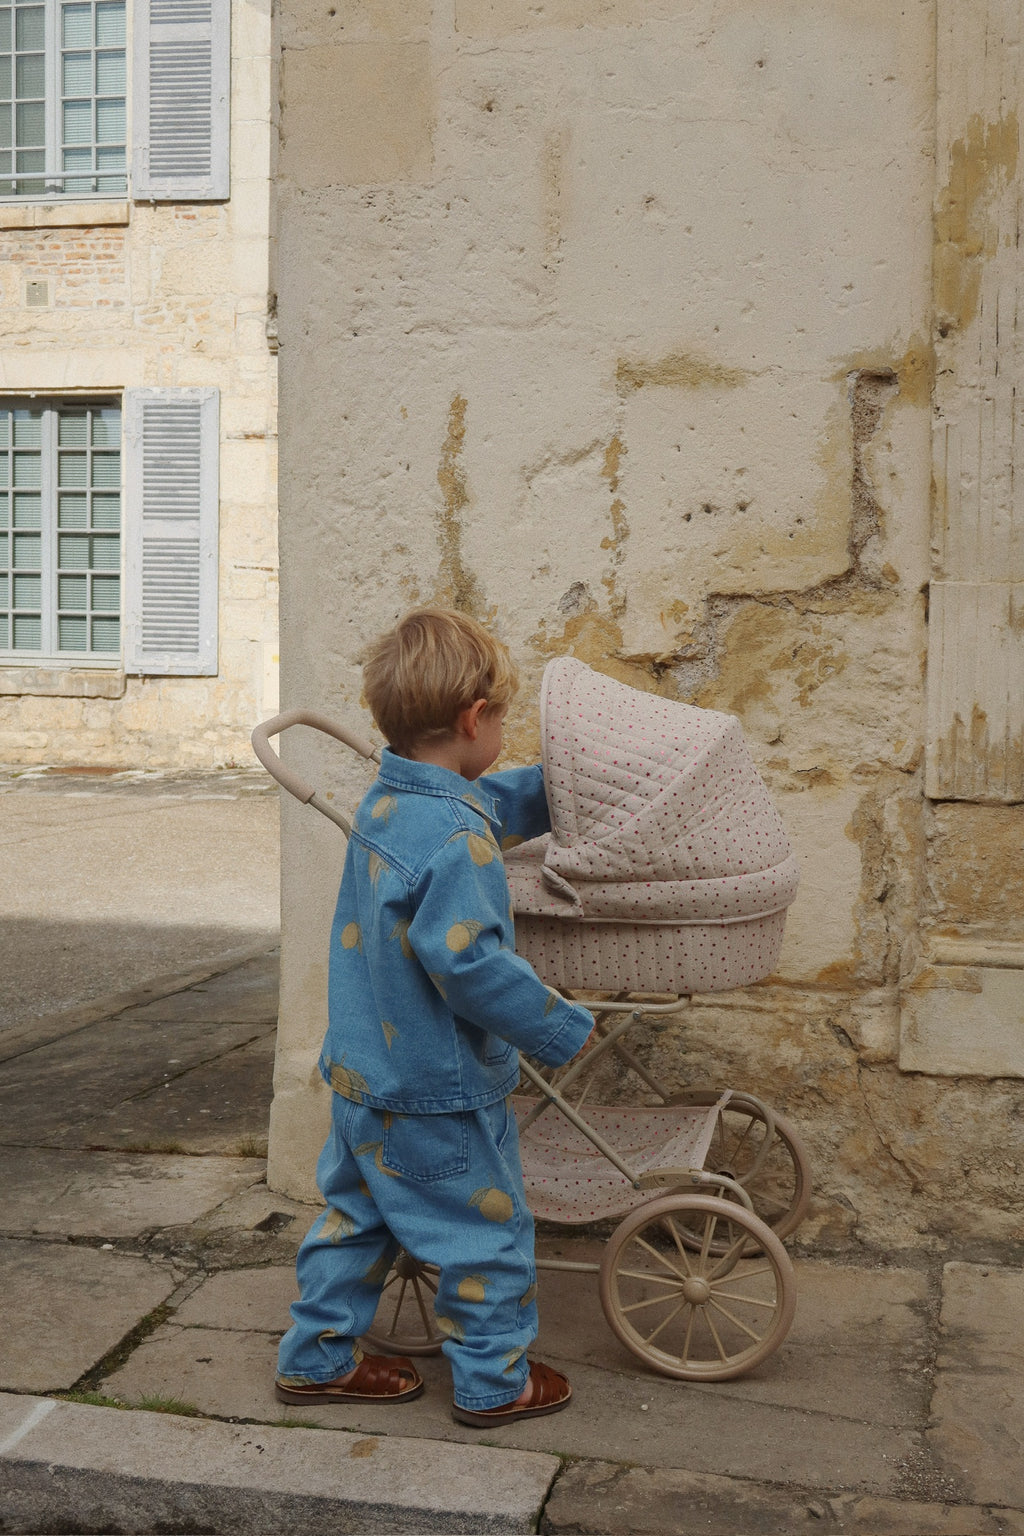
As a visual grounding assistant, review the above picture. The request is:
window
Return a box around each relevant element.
[0,399,122,659]
[0,387,219,675]
[0,0,229,202]
[0,0,126,198]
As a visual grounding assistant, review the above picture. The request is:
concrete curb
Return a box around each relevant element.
[0,1394,560,1534]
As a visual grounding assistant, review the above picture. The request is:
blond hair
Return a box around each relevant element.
[362,608,519,754]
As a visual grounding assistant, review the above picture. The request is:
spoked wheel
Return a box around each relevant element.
[671,1091,811,1251]
[599,1194,796,1381]
[363,1249,445,1356]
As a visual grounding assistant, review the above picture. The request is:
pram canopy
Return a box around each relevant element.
[506,658,799,993]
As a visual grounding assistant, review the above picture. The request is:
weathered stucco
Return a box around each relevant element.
[0,0,278,769]
[271,0,1024,1247]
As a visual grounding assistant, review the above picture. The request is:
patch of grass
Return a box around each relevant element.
[55,1389,127,1410]
[71,1301,175,1394]
[135,1394,204,1418]
[234,1135,269,1158]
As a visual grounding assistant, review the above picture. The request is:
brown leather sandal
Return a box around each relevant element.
[451,1359,572,1427]
[275,1353,424,1405]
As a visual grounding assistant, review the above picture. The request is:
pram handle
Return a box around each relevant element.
[251,709,379,806]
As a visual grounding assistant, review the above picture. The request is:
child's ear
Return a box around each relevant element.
[456,698,489,741]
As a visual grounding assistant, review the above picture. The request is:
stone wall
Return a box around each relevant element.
[271,0,1024,1246]
[0,0,278,770]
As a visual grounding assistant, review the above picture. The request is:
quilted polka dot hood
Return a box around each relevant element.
[505,657,800,929]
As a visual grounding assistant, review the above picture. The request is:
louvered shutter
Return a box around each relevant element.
[132,0,230,201]
[123,388,219,676]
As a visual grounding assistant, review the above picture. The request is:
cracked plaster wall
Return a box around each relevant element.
[271,0,1024,1246]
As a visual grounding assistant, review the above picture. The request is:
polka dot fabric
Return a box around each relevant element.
[513,1091,732,1224]
[506,657,799,994]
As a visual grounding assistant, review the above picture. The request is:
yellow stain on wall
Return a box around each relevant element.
[934,112,1019,334]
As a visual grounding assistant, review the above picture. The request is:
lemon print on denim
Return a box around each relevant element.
[437,1316,466,1341]
[469,1187,514,1223]
[457,1274,490,1304]
[544,989,560,1016]
[446,920,483,953]
[502,1346,526,1374]
[520,1281,538,1307]
[429,972,448,1000]
[355,1140,401,1179]
[320,1208,355,1244]
[390,919,414,959]
[372,795,398,823]
[502,833,524,851]
[380,1018,398,1050]
[328,1059,369,1102]
[340,922,362,951]
[368,851,386,885]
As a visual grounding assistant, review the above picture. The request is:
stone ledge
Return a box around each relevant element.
[0,200,130,228]
[0,666,126,698]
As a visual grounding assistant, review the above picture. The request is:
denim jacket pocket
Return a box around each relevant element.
[483,1035,515,1068]
[381,1111,471,1182]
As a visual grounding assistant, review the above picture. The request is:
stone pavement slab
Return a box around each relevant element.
[0,1394,559,1534]
[0,1238,181,1393]
[100,1249,925,1498]
[541,1462,1024,1536]
[929,1262,1024,1508]
[0,1146,266,1237]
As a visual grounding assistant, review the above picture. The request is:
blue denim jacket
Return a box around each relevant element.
[320,749,594,1115]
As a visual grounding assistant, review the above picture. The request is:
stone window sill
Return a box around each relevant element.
[0,201,130,229]
[0,667,126,698]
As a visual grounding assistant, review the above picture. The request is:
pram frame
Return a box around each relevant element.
[253,709,809,1382]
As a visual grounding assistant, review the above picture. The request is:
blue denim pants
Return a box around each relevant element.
[277,1092,538,1412]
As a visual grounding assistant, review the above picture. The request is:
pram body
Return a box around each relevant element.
[252,658,810,1383]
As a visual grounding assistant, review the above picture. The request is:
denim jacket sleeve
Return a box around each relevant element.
[475,764,551,848]
[406,820,593,1068]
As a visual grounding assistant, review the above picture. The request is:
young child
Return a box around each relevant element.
[276,608,594,1425]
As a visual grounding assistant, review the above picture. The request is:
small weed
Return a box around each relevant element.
[56,1390,126,1410]
[234,1135,269,1158]
[136,1394,204,1418]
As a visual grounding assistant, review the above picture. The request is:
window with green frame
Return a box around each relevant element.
[0,400,121,659]
[0,0,126,198]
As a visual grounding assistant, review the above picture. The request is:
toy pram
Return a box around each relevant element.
[252,657,811,1383]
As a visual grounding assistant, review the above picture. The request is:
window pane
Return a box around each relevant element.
[0,10,11,51]
[0,531,7,564]
[57,531,87,567]
[0,416,8,447]
[14,6,44,51]
[91,572,117,609]
[0,494,7,526]
[58,491,87,527]
[0,615,6,646]
[0,573,7,606]
[90,493,118,528]
[58,613,86,649]
[94,95,122,142]
[90,533,118,569]
[12,412,40,446]
[0,453,7,485]
[58,452,86,487]
[12,571,39,605]
[13,612,41,648]
[13,492,40,527]
[61,3,90,47]
[58,411,87,446]
[15,52,43,96]
[58,572,85,607]
[61,49,91,95]
[94,2,123,47]
[91,613,117,650]
[61,96,90,143]
[90,407,119,446]
[13,531,40,566]
[15,99,43,144]
[0,58,11,98]
[94,49,121,94]
[12,451,39,487]
[91,452,118,488]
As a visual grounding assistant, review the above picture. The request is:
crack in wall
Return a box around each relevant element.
[434,394,485,616]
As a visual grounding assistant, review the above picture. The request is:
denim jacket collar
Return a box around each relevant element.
[376,747,501,823]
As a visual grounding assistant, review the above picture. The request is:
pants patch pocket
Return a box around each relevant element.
[381,1111,470,1182]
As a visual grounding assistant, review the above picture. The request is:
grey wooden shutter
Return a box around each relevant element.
[123,388,219,676]
[132,0,230,201]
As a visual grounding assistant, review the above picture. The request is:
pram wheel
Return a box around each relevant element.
[363,1250,445,1356]
[599,1193,796,1381]
[668,1090,811,1251]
